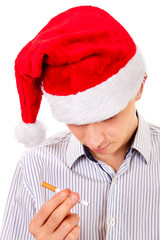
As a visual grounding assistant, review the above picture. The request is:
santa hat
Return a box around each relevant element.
[14,5,146,147]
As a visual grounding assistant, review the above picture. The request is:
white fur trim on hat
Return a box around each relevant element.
[44,47,146,125]
[15,121,46,147]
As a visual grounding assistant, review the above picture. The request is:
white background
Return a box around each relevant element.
[0,0,160,228]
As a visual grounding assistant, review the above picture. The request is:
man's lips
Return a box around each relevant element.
[91,143,111,153]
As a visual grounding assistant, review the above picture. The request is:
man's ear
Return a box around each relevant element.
[135,73,147,101]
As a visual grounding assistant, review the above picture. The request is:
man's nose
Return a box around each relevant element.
[84,123,104,149]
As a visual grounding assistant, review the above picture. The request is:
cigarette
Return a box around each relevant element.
[42,182,90,207]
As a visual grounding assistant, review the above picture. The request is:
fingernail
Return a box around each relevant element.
[70,193,79,201]
[60,190,68,198]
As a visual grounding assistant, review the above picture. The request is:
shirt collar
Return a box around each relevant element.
[66,133,85,168]
[66,111,152,168]
[132,111,151,164]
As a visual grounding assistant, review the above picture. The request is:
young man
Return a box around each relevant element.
[1,5,160,240]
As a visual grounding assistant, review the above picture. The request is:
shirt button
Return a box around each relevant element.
[110,218,115,226]
[107,218,116,226]
[112,178,117,184]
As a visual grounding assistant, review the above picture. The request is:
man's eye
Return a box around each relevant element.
[109,116,115,120]
[104,116,114,122]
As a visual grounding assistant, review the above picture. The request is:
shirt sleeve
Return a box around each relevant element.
[0,160,36,240]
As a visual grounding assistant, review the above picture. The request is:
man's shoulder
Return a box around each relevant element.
[33,129,71,149]
[148,123,160,151]
[40,129,72,147]
[19,130,72,164]
[148,122,160,136]
[17,130,72,181]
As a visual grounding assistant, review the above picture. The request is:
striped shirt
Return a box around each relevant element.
[0,113,160,240]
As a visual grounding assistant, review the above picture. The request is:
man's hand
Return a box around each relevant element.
[29,189,80,240]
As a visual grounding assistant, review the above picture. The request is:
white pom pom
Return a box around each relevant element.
[15,121,46,148]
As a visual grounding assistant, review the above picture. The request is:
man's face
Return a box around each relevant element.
[67,100,138,161]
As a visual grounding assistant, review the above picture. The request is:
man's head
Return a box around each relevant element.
[67,83,145,161]
[14,6,146,147]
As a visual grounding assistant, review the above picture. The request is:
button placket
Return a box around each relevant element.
[106,175,120,239]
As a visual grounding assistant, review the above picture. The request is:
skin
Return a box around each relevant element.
[29,81,145,239]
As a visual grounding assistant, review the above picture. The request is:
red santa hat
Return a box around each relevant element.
[14,5,146,147]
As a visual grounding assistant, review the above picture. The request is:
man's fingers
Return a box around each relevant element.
[29,190,80,239]
[29,189,70,231]
[52,213,80,240]
[65,225,81,240]
[43,192,80,233]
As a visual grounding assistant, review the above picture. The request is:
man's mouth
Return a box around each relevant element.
[91,143,111,153]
